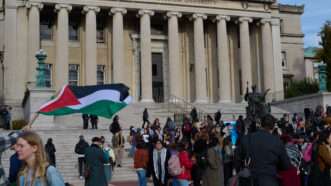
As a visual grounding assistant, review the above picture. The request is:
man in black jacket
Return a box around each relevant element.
[75,135,89,179]
[236,114,291,186]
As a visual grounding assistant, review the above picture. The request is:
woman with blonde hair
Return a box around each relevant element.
[16,131,65,186]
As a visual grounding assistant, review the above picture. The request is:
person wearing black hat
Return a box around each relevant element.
[84,137,108,186]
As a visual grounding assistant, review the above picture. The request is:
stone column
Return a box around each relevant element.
[215,15,231,103]
[166,12,182,101]
[26,2,43,85]
[192,13,208,103]
[271,19,284,100]
[55,4,72,90]
[261,19,274,92]
[111,8,127,83]
[138,10,154,102]
[239,17,253,95]
[83,6,100,85]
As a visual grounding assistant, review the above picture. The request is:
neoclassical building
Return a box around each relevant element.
[0,0,304,118]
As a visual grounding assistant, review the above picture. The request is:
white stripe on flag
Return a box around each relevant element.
[67,89,124,109]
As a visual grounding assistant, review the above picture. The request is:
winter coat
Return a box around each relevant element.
[177,151,193,180]
[84,144,108,186]
[202,147,222,186]
[75,140,89,155]
[134,148,149,169]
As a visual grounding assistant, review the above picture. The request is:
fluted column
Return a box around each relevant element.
[55,4,72,90]
[271,19,284,100]
[192,13,208,103]
[239,17,253,95]
[26,2,43,85]
[83,6,100,85]
[110,8,127,83]
[166,12,182,101]
[215,15,231,103]
[261,19,274,92]
[138,10,154,102]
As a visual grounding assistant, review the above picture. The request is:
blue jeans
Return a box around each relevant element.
[172,178,189,186]
[136,169,147,186]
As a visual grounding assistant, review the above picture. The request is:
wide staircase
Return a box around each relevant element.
[2,100,288,186]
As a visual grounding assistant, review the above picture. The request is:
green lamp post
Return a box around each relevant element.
[35,49,47,88]
[318,62,327,92]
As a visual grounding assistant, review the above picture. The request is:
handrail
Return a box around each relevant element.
[166,94,209,122]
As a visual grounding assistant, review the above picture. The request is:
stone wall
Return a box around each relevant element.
[271,92,331,115]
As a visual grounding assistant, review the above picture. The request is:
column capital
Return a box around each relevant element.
[270,18,280,26]
[166,12,182,18]
[191,13,207,20]
[238,17,253,23]
[55,4,72,12]
[214,15,230,22]
[260,18,272,25]
[83,6,100,13]
[138,10,154,17]
[26,2,43,9]
[110,8,127,15]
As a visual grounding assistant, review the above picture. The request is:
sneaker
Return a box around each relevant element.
[79,176,84,180]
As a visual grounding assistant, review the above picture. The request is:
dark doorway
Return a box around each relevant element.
[152,53,164,102]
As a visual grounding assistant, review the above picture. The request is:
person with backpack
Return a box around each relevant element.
[134,140,149,186]
[172,141,194,186]
[103,143,115,185]
[74,135,89,180]
[16,131,65,186]
[148,139,171,186]
[309,130,331,186]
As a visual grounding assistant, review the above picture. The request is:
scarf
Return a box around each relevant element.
[153,148,167,183]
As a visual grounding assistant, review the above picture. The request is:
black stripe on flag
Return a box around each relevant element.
[69,84,130,101]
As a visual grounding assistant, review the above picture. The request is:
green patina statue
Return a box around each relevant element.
[35,49,47,88]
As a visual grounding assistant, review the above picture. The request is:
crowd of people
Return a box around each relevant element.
[1,105,331,186]
[127,107,331,186]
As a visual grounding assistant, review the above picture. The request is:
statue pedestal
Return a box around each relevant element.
[24,88,56,129]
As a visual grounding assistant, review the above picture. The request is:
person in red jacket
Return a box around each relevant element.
[134,141,149,186]
[174,141,194,186]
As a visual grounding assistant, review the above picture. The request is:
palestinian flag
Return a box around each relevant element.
[38,84,132,118]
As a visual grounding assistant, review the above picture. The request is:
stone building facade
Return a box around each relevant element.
[0,0,304,119]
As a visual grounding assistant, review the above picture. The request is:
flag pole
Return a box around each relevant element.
[27,112,40,128]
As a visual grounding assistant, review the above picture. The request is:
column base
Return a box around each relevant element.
[218,99,232,104]
[140,98,154,103]
[194,99,209,104]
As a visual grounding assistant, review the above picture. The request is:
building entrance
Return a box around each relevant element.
[152,53,164,102]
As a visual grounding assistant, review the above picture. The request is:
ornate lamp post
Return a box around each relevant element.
[35,49,47,88]
[318,62,327,92]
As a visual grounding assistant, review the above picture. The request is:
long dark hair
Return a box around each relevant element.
[318,130,331,144]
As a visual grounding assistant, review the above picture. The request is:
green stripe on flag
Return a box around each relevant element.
[38,100,127,119]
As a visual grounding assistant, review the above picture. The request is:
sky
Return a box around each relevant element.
[279,0,331,48]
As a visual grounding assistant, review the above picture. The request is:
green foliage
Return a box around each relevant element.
[11,120,28,130]
[285,78,319,98]
[317,21,331,91]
